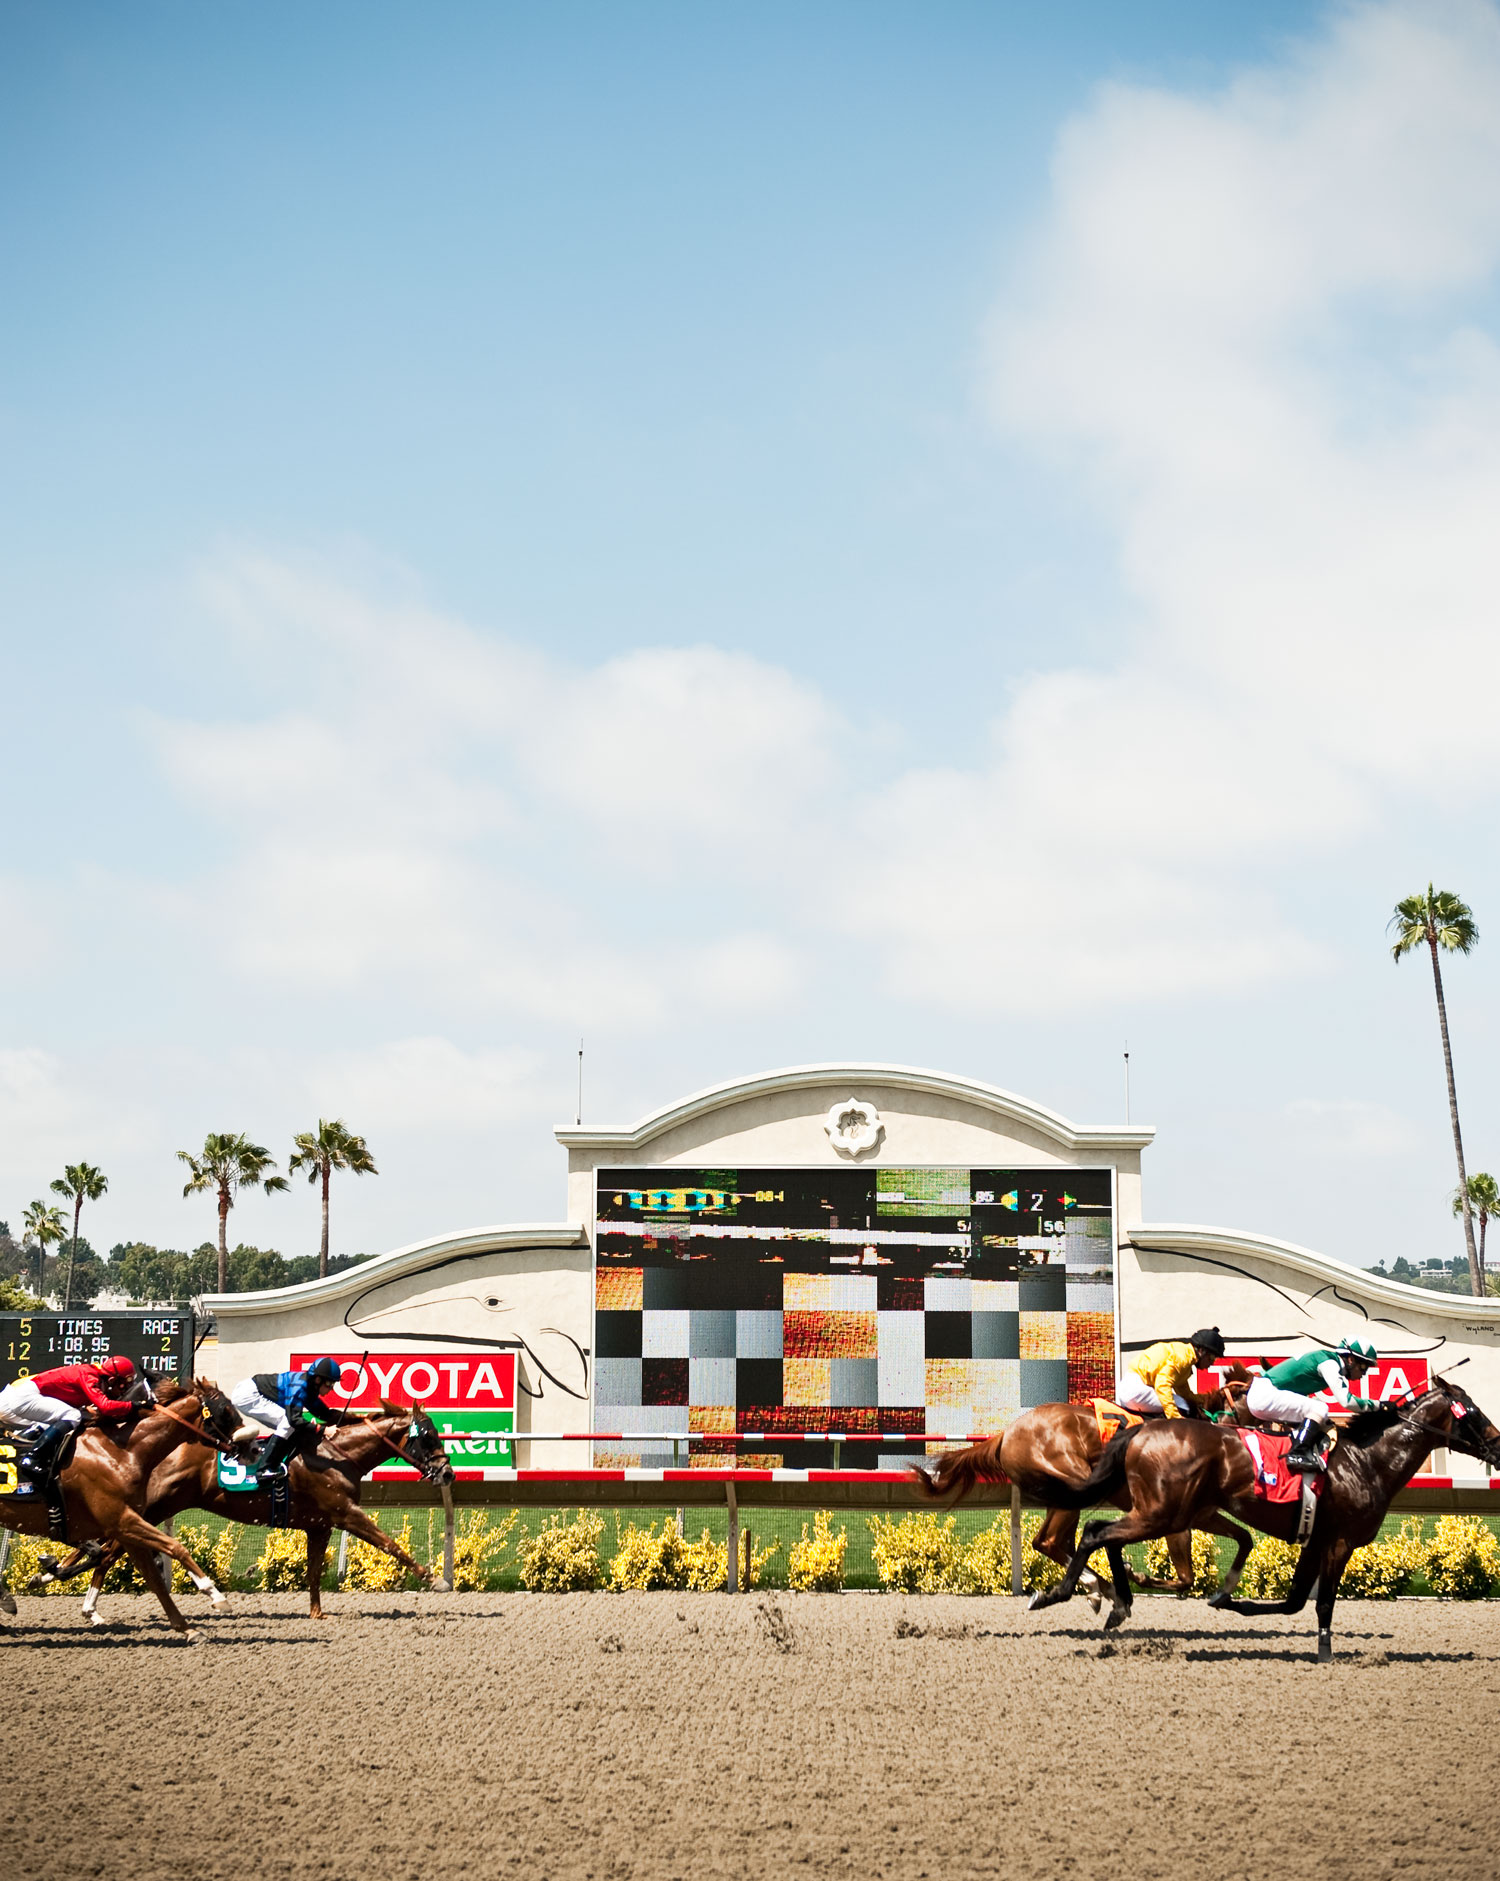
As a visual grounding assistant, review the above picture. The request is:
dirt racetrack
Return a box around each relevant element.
[5,1590,1497,1881]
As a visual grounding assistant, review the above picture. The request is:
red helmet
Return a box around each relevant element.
[99,1355,136,1381]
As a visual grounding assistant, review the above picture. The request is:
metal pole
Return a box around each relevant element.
[1124,1043,1130,1124]
[725,1480,739,1593]
[576,1039,583,1126]
[1009,1483,1023,1598]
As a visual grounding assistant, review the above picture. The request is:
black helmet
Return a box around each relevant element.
[1189,1327,1226,1357]
[308,1356,340,1387]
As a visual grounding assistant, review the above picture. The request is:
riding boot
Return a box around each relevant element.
[1286,1419,1329,1474]
[20,1423,71,1483]
[256,1432,294,1481]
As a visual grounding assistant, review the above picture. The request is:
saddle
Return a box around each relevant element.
[0,1428,77,1541]
[1091,1399,1145,1444]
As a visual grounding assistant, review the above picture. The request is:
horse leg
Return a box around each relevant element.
[1101,1540,1134,1629]
[1209,1529,1320,1617]
[1030,1515,1116,1612]
[1314,1537,1353,1665]
[112,1510,226,1612]
[1190,1514,1253,1596]
[306,1525,332,1619]
[125,1545,194,1637]
[334,1505,445,1589]
[1032,1508,1105,1613]
[80,1560,110,1627]
[1127,1527,1194,1594]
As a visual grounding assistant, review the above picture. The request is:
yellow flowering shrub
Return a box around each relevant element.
[788,1512,848,1591]
[1424,1516,1500,1599]
[450,1511,517,1592]
[868,1512,964,1592]
[255,1528,312,1592]
[609,1516,696,1590]
[1143,1530,1222,1595]
[519,1509,605,1591]
[1340,1517,1426,1599]
[1236,1535,1300,1600]
[341,1519,417,1592]
[1,1533,75,1595]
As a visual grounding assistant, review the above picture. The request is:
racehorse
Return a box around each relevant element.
[911,1371,1253,1602]
[62,1398,456,1624]
[1033,1374,1500,1661]
[1,1381,233,1635]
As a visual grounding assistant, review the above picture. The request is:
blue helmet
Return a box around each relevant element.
[306,1356,341,1388]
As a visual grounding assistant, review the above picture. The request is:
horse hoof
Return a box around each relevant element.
[209,1590,227,1607]
[429,1577,451,1594]
[0,1591,16,1616]
[1102,1609,1127,1632]
[1206,1592,1230,1609]
[24,1575,48,1594]
[1085,1586,1102,1614]
[177,1629,201,1644]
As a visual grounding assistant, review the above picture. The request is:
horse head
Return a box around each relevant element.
[1431,1375,1500,1471]
[377,1400,455,1487]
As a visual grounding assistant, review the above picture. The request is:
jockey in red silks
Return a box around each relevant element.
[0,1356,141,1480]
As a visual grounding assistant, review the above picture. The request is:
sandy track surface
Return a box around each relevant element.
[5,1591,1497,1880]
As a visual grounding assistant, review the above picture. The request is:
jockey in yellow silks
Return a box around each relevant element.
[1115,1328,1226,1418]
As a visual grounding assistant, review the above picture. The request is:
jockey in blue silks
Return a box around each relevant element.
[227,1357,344,1482]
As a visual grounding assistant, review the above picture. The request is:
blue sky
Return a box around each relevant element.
[6,0,1500,1270]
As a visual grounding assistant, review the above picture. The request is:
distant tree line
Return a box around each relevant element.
[0,1222,370,1309]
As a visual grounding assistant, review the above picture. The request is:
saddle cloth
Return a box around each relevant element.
[1235,1427,1327,1504]
[1091,1398,1145,1444]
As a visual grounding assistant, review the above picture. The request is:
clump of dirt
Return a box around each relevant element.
[598,1632,624,1653]
[895,1618,973,1640]
[756,1598,794,1653]
[1097,1634,1176,1660]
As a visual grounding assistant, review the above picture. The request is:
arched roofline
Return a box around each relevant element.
[201,1221,587,1317]
[1130,1222,1500,1325]
[555,1062,1153,1156]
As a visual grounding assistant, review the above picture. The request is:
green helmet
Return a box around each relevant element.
[1338,1338,1376,1366]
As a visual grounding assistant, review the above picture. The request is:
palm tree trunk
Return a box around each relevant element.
[1430,935,1484,1296]
[218,1188,230,1293]
[1481,1210,1489,1293]
[63,1197,81,1312]
[320,1164,331,1279]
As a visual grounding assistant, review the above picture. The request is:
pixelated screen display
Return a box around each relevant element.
[593,1165,1115,1470]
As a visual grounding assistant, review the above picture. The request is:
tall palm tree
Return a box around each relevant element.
[22,1200,67,1299]
[1391,885,1482,1295]
[288,1118,378,1278]
[49,1163,108,1312]
[177,1133,289,1293]
[1452,1171,1500,1290]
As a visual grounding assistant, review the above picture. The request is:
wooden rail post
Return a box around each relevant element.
[1009,1483,1023,1598]
[726,1479,739,1593]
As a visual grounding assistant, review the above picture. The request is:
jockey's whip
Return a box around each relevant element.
[335,1351,368,1430]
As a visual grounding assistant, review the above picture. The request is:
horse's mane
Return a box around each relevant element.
[1341,1402,1404,1443]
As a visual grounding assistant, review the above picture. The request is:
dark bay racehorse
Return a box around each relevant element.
[2,1382,232,1635]
[913,1373,1252,1602]
[1034,1375,1500,1660]
[62,1399,455,1623]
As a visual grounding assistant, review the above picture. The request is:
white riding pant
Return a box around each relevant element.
[1246,1375,1329,1428]
[229,1379,291,1438]
[0,1380,82,1431]
[1116,1374,1192,1416]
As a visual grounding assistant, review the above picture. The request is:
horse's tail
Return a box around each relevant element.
[907,1435,1006,1505]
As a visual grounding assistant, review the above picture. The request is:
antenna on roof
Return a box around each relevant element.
[1123,1041,1130,1124]
[576,1038,584,1127]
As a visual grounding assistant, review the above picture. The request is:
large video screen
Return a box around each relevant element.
[593,1164,1115,1469]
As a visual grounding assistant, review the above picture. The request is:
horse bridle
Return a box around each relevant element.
[1389,1385,1500,1467]
[332,1412,450,1482]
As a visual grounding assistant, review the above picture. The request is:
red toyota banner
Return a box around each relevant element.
[293,1350,516,1410]
[1194,1354,1430,1406]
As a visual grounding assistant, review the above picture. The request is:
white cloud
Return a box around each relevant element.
[303,1037,549,1133]
[1284,1098,1419,1159]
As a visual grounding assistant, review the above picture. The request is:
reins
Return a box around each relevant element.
[147,1402,238,1454]
[325,1411,445,1479]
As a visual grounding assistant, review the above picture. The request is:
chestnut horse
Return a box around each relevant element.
[1,1381,232,1635]
[63,1399,456,1624]
[912,1372,1252,1603]
[1035,1375,1500,1661]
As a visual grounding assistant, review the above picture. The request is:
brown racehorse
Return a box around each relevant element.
[1,1382,231,1635]
[66,1399,456,1624]
[912,1372,1252,1603]
[1035,1374,1500,1661]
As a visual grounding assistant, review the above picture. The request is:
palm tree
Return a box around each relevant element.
[22,1200,67,1299]
[177,1133,289,1292]
[1391,885,1483,1295]
[49,1163,108,1312]
[288,1118,378,1278]
[1452,1171,1500,1290]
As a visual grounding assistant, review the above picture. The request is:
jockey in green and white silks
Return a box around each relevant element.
[1245,1339,1379,1475]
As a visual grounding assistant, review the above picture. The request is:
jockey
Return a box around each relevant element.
[1115,1328,1226,1419]
[227,1356,344,1482]
[1245,1339,1380,1474]
[0,1356,140,1480]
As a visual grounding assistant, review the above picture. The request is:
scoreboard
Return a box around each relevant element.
[0,1310,196,1390]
